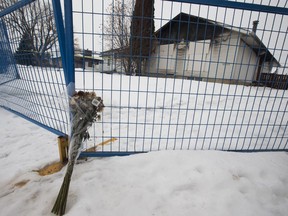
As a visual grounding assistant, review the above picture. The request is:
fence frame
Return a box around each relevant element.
[52,0,75,97]
[0,0,36,18]
[165,0,288,15]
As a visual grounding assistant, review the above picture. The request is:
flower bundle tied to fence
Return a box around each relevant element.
[52,91,104,215]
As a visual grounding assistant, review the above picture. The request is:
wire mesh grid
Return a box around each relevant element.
[72,0,288,153]
[0,0,287,154]
[0,0,69,136]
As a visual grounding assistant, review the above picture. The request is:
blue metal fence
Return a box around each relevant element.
[0,19,19,85]
[0,0,69,136]
[0,0,287,156]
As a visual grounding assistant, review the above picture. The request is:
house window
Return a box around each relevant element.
[107,59,110,66]
[88,61,92,67]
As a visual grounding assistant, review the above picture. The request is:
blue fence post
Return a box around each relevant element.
[52,0,75,97]
[64,0,75,96]
[52,0,67,77]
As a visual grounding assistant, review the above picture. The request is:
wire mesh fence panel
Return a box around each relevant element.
[72,0,288,154]
[0,0,287,155]
[0,19,19,85]
[0,0,69,136]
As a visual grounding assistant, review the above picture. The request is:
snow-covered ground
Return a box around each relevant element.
[0,108,288,216]
[77,72,288,152]
[1,67,287,152]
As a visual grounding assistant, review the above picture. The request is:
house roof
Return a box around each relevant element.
[240,33,281,67]
[52,55,103,62]
[155,12,231,43]
[100,47,130,57]
[155,12,280,66]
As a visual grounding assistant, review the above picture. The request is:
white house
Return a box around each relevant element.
[146,13,280,83]
[52,49,105,71]
[100,47,129,74]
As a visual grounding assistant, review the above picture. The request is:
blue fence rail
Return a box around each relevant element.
[0,0,287,156]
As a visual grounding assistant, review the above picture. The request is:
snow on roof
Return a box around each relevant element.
[74,54,103,61]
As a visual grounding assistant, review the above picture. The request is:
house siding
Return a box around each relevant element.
[147,43,176,75]
[147,40,211,77]
[261,61,273,74]
[105,13,279,81]
[147,35,242,80]
[184,40,210,78]
[146,32,272,84]
[234,39,258,81]
[205,34,239,80]
[100,56,117,72]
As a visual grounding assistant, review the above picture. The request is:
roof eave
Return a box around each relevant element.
[243,32,281,67]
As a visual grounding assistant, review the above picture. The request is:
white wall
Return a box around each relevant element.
[261,61,275,74]
[147,32,260,83]
[147,43,177,75]
[234,40,258,81]
[184,40,210,78]
[206,34,239,80]
[147,40,211,77]
[96,57,116,73]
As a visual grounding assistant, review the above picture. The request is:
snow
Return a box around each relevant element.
[0,108,288,216]
[77,72,288,151]
[1,67,287,152]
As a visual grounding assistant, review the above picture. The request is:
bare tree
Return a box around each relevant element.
[103,0,133,73]
[2,0,57,66]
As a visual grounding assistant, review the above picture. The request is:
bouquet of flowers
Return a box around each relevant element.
[52,91,104,215]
